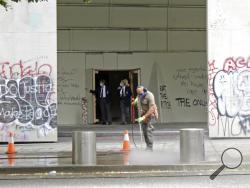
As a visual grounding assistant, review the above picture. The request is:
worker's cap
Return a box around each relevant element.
[137,85,144,89]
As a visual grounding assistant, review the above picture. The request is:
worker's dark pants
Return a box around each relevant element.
[99,98,111,123]
[120,100,130,123]
[142,118,155,149]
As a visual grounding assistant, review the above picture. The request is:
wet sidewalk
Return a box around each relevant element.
[0,123,206,167]
[0,123,250,178]
[58,122,208,137]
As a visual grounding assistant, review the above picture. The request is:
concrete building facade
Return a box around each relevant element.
[57,0,207,126]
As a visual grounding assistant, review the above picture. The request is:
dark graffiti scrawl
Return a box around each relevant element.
[0,75,57,138]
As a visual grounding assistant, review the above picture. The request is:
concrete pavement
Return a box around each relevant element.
[1,174,250,188]
[58,122,208,137]
[1,122,250,179]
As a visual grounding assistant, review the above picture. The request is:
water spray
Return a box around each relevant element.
[131,97,144,150]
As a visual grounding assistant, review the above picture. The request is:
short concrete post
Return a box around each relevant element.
[72,131,96,165]
[180,128,205,163]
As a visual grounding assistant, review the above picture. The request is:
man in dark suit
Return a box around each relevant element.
[90,79,112,125]
[118,79,132,124]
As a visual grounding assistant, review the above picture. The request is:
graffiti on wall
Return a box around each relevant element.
[208,60,218,127]
[58,67,81,105]
[0,59,52,79]
[210,56,250,136]
[0,0,57,142]
[159,85,171,109]
[172,67,207,108]
[0,59,57,141]
[81,97,88,125]
[175,97,207,108]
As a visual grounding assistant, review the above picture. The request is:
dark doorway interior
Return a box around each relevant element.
[95,70,133,123]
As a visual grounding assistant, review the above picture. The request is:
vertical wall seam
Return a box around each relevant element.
[102,53,105,68]
[129,30,131,51]
[146,30,149,51]
[69,29,72,51]
[108,0,111,27]
[84,53,86,71]
[166,0,169,52]
[116,53,118,69]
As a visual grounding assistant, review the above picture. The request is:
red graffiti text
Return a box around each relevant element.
[0,60,52,79]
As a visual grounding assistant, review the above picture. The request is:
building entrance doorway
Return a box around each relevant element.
[88,69,140,124]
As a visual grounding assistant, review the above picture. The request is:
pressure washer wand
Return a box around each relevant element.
[138,122,143,149]
[131,96,143,150]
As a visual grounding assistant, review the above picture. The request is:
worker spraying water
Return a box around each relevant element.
[132,86,158,151]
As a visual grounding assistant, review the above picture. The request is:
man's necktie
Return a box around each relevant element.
[100,87,103,98]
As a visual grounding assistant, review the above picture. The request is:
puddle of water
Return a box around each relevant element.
[128,150,180,165]
[97,150,180,166]
[0,150,181,167]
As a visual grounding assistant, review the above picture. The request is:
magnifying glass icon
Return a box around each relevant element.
[210,147,243,180]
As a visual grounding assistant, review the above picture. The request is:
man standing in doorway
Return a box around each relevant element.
[90,79,112,125]
[133,86,158,150]
[118,79,132,124]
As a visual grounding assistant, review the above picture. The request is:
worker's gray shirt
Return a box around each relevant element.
[139,91,155,114]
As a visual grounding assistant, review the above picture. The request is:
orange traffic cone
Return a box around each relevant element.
[6,132,16,154]
[121,130,130,152]
[7,154,15,166]
[122,152,130,165]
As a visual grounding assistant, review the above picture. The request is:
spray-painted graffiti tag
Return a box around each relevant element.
[223,56,250,72]
[0,60,52,79]
[208,60,218,126]
[211,56,250,136]
[0,75,56,125]
[0,60,57,141]
[159,85,171,109]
